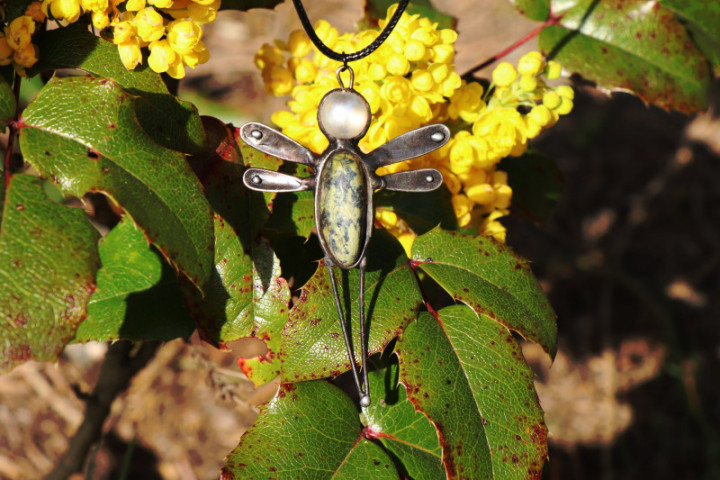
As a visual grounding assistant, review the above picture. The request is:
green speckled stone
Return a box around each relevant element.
[318,149,367,268]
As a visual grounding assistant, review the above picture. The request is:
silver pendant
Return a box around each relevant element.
[241,66,449,407]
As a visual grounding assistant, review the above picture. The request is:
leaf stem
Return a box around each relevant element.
[409,260,439,321]
[461,13,563,81]
[4,72,21,189]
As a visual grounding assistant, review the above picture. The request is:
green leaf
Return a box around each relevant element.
[364,361,444,479]
[661,0,720,75]
[375,185,458,235]
[74,217,195,343]
[281,230,422,382]
[27,23,207,155]
[397,307,549,479]
[0,174,100,372]
[411,227,557,357]
[365,0,456,29]
[183,133,288,358]
[508,0,550,22]
[221,381,398,479]
[499,150,564,224]
[19,76,213,290]
[0,74,15,128]
[540,0,711,113]
[264,165,316,238]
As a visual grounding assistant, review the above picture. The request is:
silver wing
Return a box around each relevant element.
[380,168,443,192]
[364,124,450,170]
[243,168,315,193]
[240,123,318,166]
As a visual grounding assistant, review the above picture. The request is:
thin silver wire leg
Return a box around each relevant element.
[325,258,366,403]
[358,258,370,407]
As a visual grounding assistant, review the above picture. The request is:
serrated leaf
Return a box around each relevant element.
[661,0,720,75]
[0,74,15,127]
[364,361,444,479]
[183,130,288,355]
[19,76,213,290]
[27,23,207,154]
[221,381,398,479]
[411,228,557,357]
[74,217,195,343]
[540,0,711,112]
[281,230,422,382]
[499,151,564,224]
[0,174,100,372]
[508,0,550,21]
[397,307,548,479]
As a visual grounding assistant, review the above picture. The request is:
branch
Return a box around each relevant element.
[46,340,161,480]
[461,14,563,81]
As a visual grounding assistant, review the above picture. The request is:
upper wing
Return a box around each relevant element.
[243,168,315,193]
[364,124,450,170]
[240,123,318,166]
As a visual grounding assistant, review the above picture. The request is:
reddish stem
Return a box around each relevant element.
[462,13,563,79]
[409,260,439,321]
[4,73,22,189]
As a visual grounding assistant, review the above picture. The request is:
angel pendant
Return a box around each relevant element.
[240,66,450,407]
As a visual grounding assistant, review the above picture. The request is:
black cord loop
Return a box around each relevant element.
[292,0,410,64]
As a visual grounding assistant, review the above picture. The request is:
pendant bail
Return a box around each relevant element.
[336,65,355,90]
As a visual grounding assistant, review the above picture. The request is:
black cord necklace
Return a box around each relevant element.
[291,0,410,64]
[240,1,449,407]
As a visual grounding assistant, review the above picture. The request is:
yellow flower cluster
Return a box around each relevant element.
[256,6,573,247]
[0,4,44,71]
[38,0,218,78]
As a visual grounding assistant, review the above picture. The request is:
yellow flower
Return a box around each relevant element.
[449,81,485,123]
[0,34,14,65]
[492,62,517,87]
[148,39,177,73]
[167,18,201,55]
[125,0,145,10]
[135,7,165,43]
[149,0,173,8]
[517,51,544,76]
[187,0,219,24]
[263,66,294,96]
[452,194,473,228]
[13,42,38,68]
[113,16,136,44]
[181,41,209,68]
[25,2,46,22]
[5,16,35,50]
[118,41,142,70]
[45,0,82,22]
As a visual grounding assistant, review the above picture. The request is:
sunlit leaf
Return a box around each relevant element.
[221,381,397,479]
[74,217,195,343]
[412,227,557,357]
[19,76,213,290]
[396,306,548,479]
[0,174,100,372]
[281,230,422,382]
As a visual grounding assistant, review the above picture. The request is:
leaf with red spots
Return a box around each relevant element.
[661,0,720,76]
[364,361,445,479]
[18,76,214,291]
[280,230,422,382]
[412,227,557,357]
[221,381,398,479]
[182,132,288,365]
[0,174,100,373]
[396,306,548,479]
[26,23,207,155]
[537,0,711,112]
[74,217,195,343]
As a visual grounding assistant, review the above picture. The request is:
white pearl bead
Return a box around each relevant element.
[318,90,370,139]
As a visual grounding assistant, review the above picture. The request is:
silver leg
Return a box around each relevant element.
[358,257,370,407]
[325,257,366,404]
